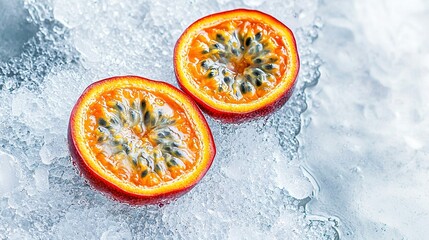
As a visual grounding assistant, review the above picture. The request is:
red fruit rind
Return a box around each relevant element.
[68,76,216,205]
[174,9,300,122]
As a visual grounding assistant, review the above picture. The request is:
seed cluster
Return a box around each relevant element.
[196,24,282,100]
[95,97,192,184]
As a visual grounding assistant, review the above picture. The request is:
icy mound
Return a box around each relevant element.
[0,0,339,239]
[301,0,429,239]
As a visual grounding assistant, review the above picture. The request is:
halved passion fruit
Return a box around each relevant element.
[68,76,216,205]
[174,9,299,122]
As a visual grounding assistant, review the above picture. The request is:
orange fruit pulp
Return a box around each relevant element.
[68,76,216,204]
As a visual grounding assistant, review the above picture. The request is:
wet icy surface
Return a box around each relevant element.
[0,0,428,239]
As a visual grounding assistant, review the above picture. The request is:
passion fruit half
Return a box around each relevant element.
[174,9,300,122]
[68,76,216,205]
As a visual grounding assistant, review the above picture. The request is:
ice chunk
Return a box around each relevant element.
[34,166,49,192]
[39,145,54,165]
[39,133,68,165]
[274,164,315,200]
[0,0,341,239]
[53,0,85,28]
[228,225,274,240]
[100,226,132,240]
[11,89,41,118]
[242,0,266,7]
[0,152,19,197]
[53,207,133,239]
[11,88,51,133]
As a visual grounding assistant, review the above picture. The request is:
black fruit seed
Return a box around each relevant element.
[245,37,251,47]
[169,159,178,167]
[216,33,225,42]
[164,146,172,152]
[253,69,262,76]
[245,74,252,81]
[122,144,130,154]
[115,102,124,111]
[172,149,184,158]
[141,169,149,178]
[240,82,247,94]
[144,111,151,126]
[141,100,146,112]
[98,118,107,126]
[264,64,274,70]
[110,117,120,125]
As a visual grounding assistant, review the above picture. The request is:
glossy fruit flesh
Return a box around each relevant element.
[175,9,299,121]
[68,76,215,204]
[190,20,287,102]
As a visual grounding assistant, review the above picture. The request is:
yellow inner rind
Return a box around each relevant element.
[72,76,213,196]
[175,10,299,113]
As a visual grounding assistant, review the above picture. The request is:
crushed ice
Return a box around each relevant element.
[8,0,429,239]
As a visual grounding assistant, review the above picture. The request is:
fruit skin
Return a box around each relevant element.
[68,76,216,205]
[174,9,300,123]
